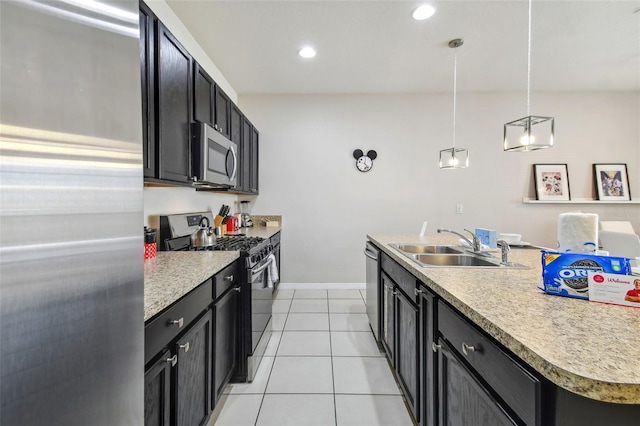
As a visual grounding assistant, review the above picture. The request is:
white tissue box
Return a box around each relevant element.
[475,228,497,249]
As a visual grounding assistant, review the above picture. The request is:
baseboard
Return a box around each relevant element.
[277,282,365,290]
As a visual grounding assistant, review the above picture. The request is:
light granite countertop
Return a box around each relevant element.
[144,226,281,322]
[368,233,640,404]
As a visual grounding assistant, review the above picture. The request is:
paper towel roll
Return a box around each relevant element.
[557,212,598,253]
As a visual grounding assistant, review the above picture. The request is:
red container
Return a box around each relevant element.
[144,242,157,260]
[226,217,238,232]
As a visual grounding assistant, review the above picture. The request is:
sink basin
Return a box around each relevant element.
[413,254,500,267]
[392,244,464,254]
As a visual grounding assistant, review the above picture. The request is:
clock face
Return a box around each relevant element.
[356,156,373,172]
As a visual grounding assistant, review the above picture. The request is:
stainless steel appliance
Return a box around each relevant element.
[365,241,380,341]
[159,212,274,382]
[0,1,143,424]
[191,122,238,188]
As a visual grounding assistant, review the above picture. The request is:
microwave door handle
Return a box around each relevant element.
[228,146,237,182]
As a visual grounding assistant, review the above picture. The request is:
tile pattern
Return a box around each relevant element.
[208,287,414,426]
[367,232,640,403]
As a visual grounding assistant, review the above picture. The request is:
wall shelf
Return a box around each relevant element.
[522,198,640,205]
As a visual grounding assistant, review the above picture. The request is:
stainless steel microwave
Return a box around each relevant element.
[191,123,237,188]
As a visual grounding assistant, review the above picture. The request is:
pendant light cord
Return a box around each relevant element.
[526,0,532,116]
[452,48,457,149]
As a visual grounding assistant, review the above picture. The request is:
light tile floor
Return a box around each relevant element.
[208,288,415,426]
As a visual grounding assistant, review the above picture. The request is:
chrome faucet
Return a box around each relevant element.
[497,240,511,265]
[437,228,482,252]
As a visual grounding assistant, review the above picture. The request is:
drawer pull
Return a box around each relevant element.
[166,355,177,367]
[414,288,424,296]
[169,318,184,328]
[233,286,241,292]
[462,342,476,356]
[432,342,441,352]
[224,275,234,282]
[179,342,190,353]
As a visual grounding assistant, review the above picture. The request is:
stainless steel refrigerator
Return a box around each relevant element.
[0,1,143,424]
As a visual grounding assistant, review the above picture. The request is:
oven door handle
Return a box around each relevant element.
[252,256,274,276]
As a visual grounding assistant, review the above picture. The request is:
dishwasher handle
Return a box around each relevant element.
[364,248,378,260]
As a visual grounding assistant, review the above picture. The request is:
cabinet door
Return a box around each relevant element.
[240,118,252,193]
[230,105,243,190]
[420,289,436,426]
[438,340,517,426]
[139,3,156,178]
[396,289,419,422]
[193,62,214,126]
[214,86,231,138]
[249,127,259,193]
[213,287,238,405]
[144,350,172,426]
[175,312,212,426]
[157,22,192,183]
[380,273,395,363]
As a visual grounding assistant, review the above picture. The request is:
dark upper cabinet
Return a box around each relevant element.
[193,62,214,126]
[139,2,156,178]
[240,117,252,193]
[214,86,231,138]
[250,127,259,194]
[157,22,192,183]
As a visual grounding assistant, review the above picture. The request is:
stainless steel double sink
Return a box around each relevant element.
[391,244,528,269]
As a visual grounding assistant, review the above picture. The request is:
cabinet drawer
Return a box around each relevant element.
[213,261,238,300]
[381,253,417,304]
[145,279,213,366]
[438,301,541,426]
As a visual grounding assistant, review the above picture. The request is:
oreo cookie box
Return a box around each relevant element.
[541,251,632,300]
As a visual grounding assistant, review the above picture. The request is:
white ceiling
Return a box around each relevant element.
[166,0,640,94]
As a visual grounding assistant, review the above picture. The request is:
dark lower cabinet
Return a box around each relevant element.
[419,288,436,426]
[175,311,212,426]
[380,273,395,363]
[438,339,516,426]
[396,289,419,421]
[144,349,172,426]
[157,22,192,183]
[213,286,238,405]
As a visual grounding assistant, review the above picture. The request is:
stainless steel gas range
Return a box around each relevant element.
[159,212,275,382]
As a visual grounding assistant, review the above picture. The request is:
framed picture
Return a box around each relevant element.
[593,164,631,201]
[533,164,571,201]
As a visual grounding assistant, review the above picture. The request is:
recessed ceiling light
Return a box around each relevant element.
[298,46,316,58]
[412,5,436,21]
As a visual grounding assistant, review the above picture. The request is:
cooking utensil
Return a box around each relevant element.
[191,216,216,248]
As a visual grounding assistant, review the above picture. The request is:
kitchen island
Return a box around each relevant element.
[369,232,640,425]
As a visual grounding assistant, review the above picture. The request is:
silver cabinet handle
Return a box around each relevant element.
[233,286,241,292]
[224,275,234,282]
[414,288,424,296]
[169,318,184,328]
[179,342,190,353]
[462,342,475,356]
[391,290,398,296]
[432,342,442,352]
[166,354,177,367]
[364,248,377,260]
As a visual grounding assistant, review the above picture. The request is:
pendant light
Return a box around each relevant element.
[503,0,554,151]
[439,38,469,169]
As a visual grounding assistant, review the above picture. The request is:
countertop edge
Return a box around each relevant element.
[368,233,640,404]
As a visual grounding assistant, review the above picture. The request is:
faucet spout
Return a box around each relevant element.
[497,240,511,265]
[437,228,481,252]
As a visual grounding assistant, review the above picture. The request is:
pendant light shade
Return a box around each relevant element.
[439,38,469,169]
[503,0,554,152]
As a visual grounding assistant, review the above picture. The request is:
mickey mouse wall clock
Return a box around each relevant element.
[353,149,377,172]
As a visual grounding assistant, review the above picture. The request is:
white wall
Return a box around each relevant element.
[239,92,640,284]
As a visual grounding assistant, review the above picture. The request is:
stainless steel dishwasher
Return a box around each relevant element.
[364,241,380,341]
